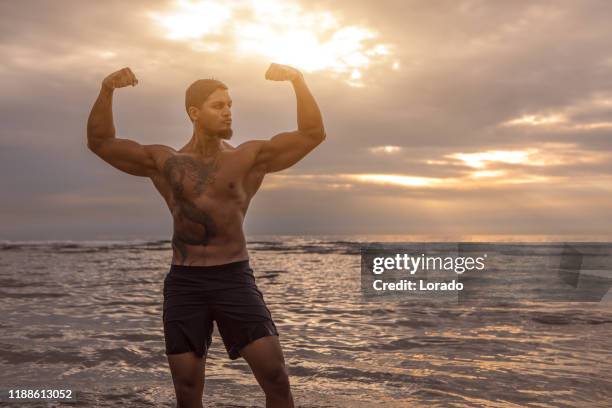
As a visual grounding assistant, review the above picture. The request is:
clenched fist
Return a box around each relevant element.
[265,63,302,82]
[102,67,138,90]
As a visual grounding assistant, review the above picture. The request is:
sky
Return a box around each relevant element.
[1,0,612,240]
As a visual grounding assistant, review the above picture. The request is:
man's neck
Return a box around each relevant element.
[188,128,223,157]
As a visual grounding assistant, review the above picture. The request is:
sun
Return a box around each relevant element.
[152,1,231,41]
[150,0,396,85]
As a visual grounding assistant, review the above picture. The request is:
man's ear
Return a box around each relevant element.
[188,106,199,122]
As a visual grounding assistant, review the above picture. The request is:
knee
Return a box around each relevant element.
[262,364,291,396]
[174,381,203,408]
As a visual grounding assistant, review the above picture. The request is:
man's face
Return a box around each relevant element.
[191,88,233,139]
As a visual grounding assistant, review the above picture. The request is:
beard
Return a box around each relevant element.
[201,124,233,140]
[216,127,233,140]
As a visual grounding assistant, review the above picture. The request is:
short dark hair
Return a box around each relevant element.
[185,79,228,119]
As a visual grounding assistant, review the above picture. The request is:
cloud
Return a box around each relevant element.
[149,0,394,86]
[369,145,403,154]
[500,92,612,132]
[1,0,612,238]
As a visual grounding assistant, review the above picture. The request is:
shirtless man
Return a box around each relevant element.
[86,64,325,408]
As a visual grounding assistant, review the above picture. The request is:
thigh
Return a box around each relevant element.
[213,288,279,360]
[164,275,214,358]
[167,352,206,401]
[239,335,287,382]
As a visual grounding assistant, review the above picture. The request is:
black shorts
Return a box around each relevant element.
[162,260,278,360]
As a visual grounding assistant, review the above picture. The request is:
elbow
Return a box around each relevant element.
[86,132,98,151]
[86,126,99,151]
[314,128,326,146]
[318,127,326,143]
[303,127,326,144]
[86,133,95,151]
[87,134,104,152]
[86,127,112,152]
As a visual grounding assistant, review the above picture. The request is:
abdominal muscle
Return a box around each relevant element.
[169,199,250,266]
[171,233,249,266]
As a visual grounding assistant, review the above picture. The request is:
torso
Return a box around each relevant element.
[149,141,265,266]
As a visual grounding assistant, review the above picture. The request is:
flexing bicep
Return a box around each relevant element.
[88,138,160,177]
[256,128,325,173]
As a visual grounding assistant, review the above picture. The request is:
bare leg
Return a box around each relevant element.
[239,336,294,408]
[167,352,205,408]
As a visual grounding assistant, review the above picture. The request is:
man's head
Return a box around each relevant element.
[185,79,233,139]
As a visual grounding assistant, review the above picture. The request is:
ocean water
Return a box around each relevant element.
[1,236,611,407]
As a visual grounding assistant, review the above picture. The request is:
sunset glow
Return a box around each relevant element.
[449,149,536,168]
[152,1,231,40]
[503,114,566,126]
[150,0,394,84]
[370,145,403,154]
[446,144,608,171]
[349,174,445,187]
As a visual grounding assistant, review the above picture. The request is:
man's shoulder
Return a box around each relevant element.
[144,144,178,172]
[232,140,269,172]
[232,139,268,159]
[146,144,177,154]
[235,139,266,151]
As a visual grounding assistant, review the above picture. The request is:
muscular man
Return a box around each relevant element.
[86,64,325,408]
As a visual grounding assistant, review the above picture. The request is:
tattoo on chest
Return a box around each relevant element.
[163,155,220,196]
[162,155,221,264]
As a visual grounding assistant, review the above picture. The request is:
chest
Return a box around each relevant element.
[159,154,246,201]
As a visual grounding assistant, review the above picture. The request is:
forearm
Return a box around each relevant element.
[291,75,324,132]
[87,85,116,149]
